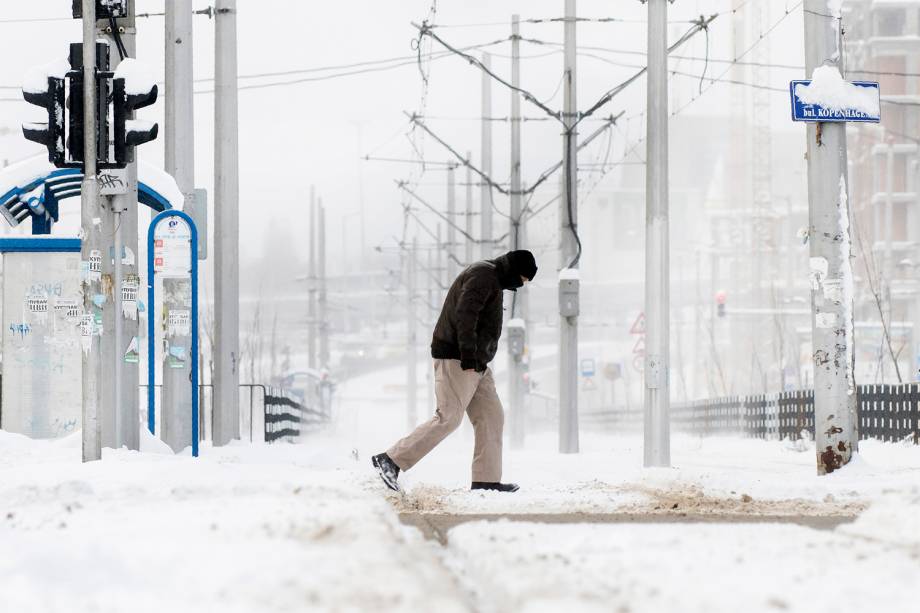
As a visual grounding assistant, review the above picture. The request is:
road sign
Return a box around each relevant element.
[580,358,596,377]
[629,312,646,335]
[789,80,880,123]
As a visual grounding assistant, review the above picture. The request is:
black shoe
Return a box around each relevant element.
[471,481,520,493]
[372,453,401,492]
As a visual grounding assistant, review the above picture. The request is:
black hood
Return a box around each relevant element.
[491,254,524,290]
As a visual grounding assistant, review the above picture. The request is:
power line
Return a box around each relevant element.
[671,2,803,117]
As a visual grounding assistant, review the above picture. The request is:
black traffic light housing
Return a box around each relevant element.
[21,77,66,166]
[113,74,158,166]
[65,42,112,168]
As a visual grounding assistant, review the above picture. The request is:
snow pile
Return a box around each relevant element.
[444,519,919,612]
[0,431,469,613]
[139,160,184,210]
[558,267,580,281]
[113,58,156,96]
[794,66,880,116]
[22,58,70,94]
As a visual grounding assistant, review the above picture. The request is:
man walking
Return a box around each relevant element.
[373,250,538,493]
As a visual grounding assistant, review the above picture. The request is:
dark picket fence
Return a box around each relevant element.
[581,384,920,444]
[264,391,328,443]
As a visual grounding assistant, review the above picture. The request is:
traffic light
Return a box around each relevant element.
[715,290,727,318]
[113,59,159,166]
[21,71,66,166]
[66,42,111,167]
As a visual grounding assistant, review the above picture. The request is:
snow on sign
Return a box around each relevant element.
[790,67,880,123]
[153,216,192,275]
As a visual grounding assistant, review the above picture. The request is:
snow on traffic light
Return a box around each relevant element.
[21,59,69,166]
[113,58,159,167]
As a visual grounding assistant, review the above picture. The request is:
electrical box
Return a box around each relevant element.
[559,278,579,317]
[73,0,129,19]
[507,323,526,357]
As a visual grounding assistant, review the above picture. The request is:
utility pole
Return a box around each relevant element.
[162,0,195,451]
[803,0,858,474]
[81,0,102,462]
[480,52,493,261]
[308,187,317,370]
[465,152,474,265]
[883,138,894,380]
[508,13,526,448]
[407,237,418,428]
[213,0,240,445]
[318,201,329,368]
[558,0,579,454]
[100,4,140,451]
[447,164,457,281]
[644,0,671,467]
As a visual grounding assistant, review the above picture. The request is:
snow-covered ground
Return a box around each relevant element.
[1,362,918,612]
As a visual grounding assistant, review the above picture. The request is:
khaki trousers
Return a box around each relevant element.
[388,358,504,482]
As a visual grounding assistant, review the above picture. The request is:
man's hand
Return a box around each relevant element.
[460,357,480,372]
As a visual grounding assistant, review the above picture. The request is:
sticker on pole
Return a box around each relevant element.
[790,68,880,123]
[153,216,192,275]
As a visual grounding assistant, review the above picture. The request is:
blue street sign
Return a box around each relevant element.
[790,80,880,123]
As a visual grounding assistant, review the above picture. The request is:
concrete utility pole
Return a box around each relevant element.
[447,164,457,281]
[162,0,195,451]
[318,202,329,368]
[308,187,317,370]
[81,0,102,462]
[101,4,140,451]
[407,237,418,428]
[558,0,579,454]
[644,0,671,467]
[480,52,493,261]
[508,13,526,448]
[213,0,240,445]
[803,0,858,474]
[465,152,474,265]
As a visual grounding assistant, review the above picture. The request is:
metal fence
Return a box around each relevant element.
[263,390,328,444]
[141,382,331,444]
[582,384,920,444]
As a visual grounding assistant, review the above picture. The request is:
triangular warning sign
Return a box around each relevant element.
[629,312,646,335]
[632,337,645,356]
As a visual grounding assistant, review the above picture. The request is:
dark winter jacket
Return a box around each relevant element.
[430,254,524,371]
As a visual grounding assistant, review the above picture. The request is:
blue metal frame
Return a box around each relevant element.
[0,237,81,252]
[1,169,173,235]
[147,209,199,457]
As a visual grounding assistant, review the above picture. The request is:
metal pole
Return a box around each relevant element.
[407,237,418,428]
[447,165,457,281]
[558,0,579,454]
[803,0,858,474]
[213,0,241,445]
[509,13,525,448]
[163,0,194,450]
[318,202,329,368]
[480,52,493,261]
[308,188,317,370]
[101,10,138,451]
[81,0,102,462]
[883,140,894,380]
[465,152,474,265]
[644,0,671,467]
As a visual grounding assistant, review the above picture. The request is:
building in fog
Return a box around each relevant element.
[845,0,920,383]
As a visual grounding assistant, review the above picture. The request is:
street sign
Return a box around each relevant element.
[789,80,880,123]
[580,358,596,377]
